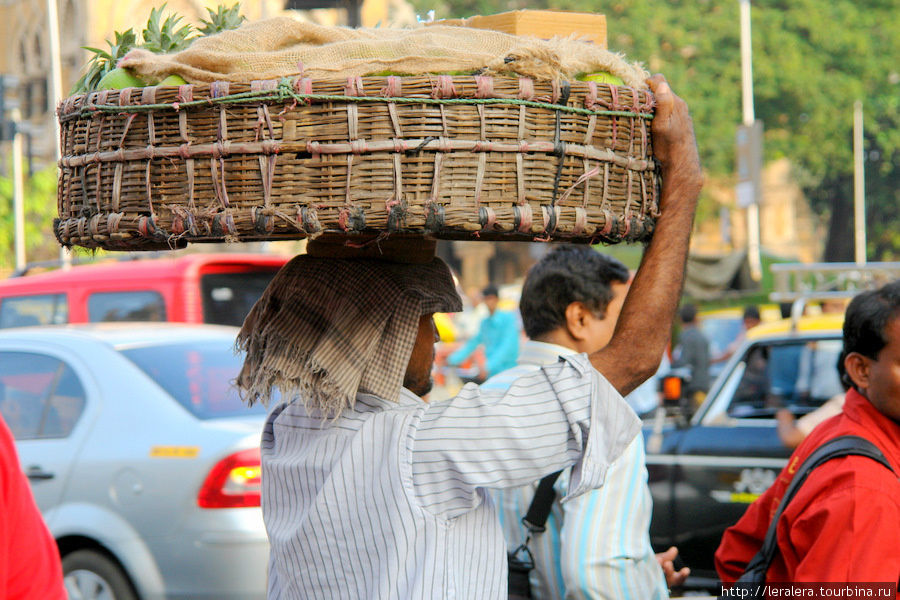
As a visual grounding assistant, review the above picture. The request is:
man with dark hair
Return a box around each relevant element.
[743,305,761,326]
[672,302,711,404]
[518,247,630,341]
[448,283,521,380]
[716,281,900,584]
[488,246,688,599]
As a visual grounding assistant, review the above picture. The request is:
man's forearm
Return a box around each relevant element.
[590,75,702,396]
[603,188,697,394]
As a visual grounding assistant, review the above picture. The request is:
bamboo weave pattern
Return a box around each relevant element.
[56,75,659,250]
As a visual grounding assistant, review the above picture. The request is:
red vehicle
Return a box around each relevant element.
[0,253,288,329]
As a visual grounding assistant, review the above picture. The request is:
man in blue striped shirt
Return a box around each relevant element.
[488,246,690,599]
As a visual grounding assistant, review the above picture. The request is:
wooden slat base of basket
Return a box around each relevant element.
[55,75,659,251]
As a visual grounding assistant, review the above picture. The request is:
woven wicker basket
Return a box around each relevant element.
[56,75,659,251]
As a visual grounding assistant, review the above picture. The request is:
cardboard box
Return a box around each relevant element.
[435,10,607,48]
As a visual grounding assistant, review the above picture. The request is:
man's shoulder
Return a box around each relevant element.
[789,435,900,517]
[684,327,708,344]
[788,463,900,537]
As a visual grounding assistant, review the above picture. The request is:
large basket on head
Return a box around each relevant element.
[55,75,659,251]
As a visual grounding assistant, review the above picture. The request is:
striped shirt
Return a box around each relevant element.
[260,352,640,599]
[487,342,669,600]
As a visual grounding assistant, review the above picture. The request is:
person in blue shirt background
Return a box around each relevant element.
[447,283,520,381]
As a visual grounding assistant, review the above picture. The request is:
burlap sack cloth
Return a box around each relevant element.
[119,17,649,88]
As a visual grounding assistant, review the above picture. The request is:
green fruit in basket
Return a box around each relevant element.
[72,28,138,94]
[97,67,146,90]
[158,74,188,86]
[579,72,625,86]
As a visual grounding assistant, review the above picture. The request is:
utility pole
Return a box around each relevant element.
[738,0,763,282]
[47,0,72,269]
[11,107,26,272]
[853,100,866,265]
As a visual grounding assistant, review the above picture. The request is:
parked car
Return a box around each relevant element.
[644,312,845,589]
[0,253,288,329]
[0,323,268,599]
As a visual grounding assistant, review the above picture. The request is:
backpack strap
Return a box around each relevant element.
[508,469,564,573]
[522,470,563,534]
[728,435,895,597]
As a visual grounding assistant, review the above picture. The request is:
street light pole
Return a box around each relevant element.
[739,0,763,282]
[11,108,26,272]
[853,100,866,265]
[46,0,72,269]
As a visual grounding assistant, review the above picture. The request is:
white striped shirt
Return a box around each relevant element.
[488,342,669,600]
[260,352,640,599]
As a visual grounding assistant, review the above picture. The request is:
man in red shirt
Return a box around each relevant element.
[0,409,66,599]
[715,281,900,586]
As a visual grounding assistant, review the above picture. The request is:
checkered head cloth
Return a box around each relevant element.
[236,255,462,417]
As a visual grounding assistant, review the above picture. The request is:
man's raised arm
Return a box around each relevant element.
[591,74,704,396]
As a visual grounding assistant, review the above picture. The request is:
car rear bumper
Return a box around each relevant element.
[149,514,268,599]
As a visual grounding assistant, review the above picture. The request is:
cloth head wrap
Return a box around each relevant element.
[236,255,462,416]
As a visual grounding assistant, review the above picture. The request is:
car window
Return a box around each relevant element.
[119,340,267,419]
[201,271,279,326]
[0,352,86,440]
[0,294,68,328]
[726,338,844,419]
[88,291,166,322]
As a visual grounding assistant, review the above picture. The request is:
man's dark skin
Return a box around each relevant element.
[845,316,900,422]
[404,74,703,402]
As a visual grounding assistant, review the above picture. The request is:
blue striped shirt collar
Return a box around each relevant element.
[517,340,577,366]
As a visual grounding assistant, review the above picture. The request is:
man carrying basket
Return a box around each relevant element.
[237,74,702,599]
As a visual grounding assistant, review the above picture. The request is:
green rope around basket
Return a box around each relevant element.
[68,78,654,121]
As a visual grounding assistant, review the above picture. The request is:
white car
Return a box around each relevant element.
[0,324,268,600]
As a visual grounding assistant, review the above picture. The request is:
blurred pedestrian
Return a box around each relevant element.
[486,246,689,600]
[235,74,702,598]
[775,394,845,449]
[671,303,711,405]
[447,283,520,381]
[0,386,66,599]
[716,281,900,584]
[712,305,761,364]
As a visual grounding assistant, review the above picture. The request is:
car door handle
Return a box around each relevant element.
[26,466,55,481]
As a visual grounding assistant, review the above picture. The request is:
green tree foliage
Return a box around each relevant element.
[415,0,900,259]
[0,167,61,271]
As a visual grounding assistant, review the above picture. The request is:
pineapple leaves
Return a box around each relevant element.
[72,4,246,94]
[198,3,247,36]
[141,4,195,54]
[72,29,138,94]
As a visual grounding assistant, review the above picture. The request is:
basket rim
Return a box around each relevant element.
[58,75,655,123]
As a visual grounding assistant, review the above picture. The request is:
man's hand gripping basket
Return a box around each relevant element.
[57,66,659,251]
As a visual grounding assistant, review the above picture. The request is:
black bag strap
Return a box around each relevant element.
[522,470,563,534]
[509,470,564,572]
[728,435,895,597]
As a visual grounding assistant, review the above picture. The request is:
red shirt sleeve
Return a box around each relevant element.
[715,488,777,583]
[0,417,66,600]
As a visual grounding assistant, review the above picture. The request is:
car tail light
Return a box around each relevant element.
[197,448,261,508]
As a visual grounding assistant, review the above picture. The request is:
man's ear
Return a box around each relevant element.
[844,352,870,393]
[564,302,591,341]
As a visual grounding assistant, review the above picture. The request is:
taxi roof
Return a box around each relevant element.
[747,312,844,339]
